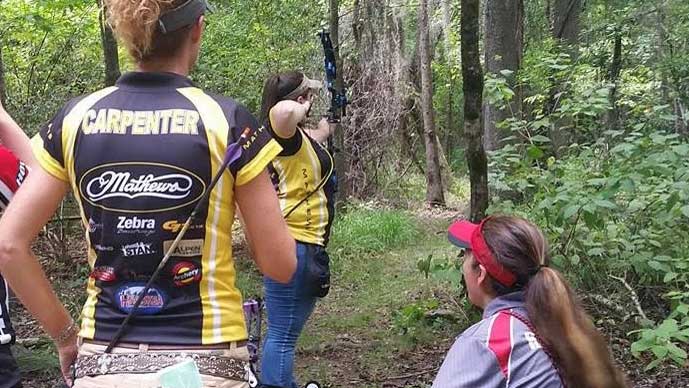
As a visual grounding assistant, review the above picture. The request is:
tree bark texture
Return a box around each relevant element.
[550,0,581,47]
[606,31,622,131]
[98,0,121,87]
[461,0,489,221]
[418,0,445,206]
[483,0,523,150]
[548,0,581,154]
[329,0,350,202]
[0,44,6,106]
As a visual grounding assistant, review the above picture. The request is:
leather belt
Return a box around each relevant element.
[74,352,249,380]
[82,339,248,351]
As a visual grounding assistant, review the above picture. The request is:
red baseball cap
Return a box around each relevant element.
[448,218,517,287]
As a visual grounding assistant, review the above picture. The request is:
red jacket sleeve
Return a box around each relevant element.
[0,146,28,209]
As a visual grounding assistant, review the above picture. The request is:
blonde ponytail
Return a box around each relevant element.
[104,0,179,61]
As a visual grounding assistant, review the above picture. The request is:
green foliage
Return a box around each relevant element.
[391,298,439,342]
[14,343,60,375]
[416,252,462,288]
[1,0,103,134]
[194,0,324,112]
[489,129,689,369]
[631,316,689,370]
[329,204,419,255]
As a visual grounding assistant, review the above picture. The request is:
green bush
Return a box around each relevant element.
[488,129,689,369]
[329,204,419,255]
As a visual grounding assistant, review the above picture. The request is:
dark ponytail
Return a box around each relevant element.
[259,71,305,126]
[482,216,628,388]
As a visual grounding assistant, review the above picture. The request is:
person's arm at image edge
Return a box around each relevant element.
[0,168,74,381]
[235,169,296,283]
[0,102,37,168]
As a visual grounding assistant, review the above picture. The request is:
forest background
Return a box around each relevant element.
[0,0,688,387]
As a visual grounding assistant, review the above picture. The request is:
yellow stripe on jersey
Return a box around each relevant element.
[177,87,245,344]
[236,138,282,186]
[30,135,68,182]
[79,277,100,339]
[59,86,118,338]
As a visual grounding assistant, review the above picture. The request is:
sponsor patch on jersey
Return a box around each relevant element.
[163,239,203,257]
[117,216,156,236]
[171,261,202,287]
[94,244,114,252]
[116,283,167,315]
[16,161,28,187]
[121,242,155,257]
[90,266,117,282]
[78,162,206,213]
[162,219,204,234]
[88,218,103,233]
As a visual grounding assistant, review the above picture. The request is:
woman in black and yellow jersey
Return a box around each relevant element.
[0,1,296,387]
[257,72,336,388]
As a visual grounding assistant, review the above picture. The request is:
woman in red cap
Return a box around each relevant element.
[434,215,627,388]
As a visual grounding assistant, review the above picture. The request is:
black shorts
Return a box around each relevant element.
[0,346,21,388]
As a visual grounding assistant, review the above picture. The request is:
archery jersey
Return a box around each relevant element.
[267,125,335,246]
[0,146,28,348]
[31,72,281,345]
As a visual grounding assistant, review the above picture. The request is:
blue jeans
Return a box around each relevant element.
[260,242,319,388]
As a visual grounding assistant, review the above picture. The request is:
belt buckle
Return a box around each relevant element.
[96,353,112,374]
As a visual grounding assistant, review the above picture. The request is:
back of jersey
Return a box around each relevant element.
[32,72,281,346]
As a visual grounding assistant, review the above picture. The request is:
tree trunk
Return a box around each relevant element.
[0,44,6,106]
[441,0,456,161]
[418,0,445,206]
[606,30,622,132]
[675,99,688,138]
[551,0,581,47]
[462,0,489,221]
[98,0,121,87]
[548,0,581,155]
[483,0,523,150]
[329,0,350,202]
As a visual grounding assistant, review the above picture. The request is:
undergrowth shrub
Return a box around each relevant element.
[488,131,689,369]
[329,204,419,255]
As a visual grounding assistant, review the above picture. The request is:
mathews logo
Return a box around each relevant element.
[164,239,203,257]
[116,284,167,315]
[79,162,206,213]
[121,242,155,257]
[171,261,202,287]
[90,266,117,282]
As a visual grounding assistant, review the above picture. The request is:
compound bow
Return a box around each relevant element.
[318,30,347,124]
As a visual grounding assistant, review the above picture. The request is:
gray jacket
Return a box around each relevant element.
[433,292,563,388]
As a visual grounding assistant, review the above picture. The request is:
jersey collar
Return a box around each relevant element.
[116,72,195,89]
[483,291,526,319]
